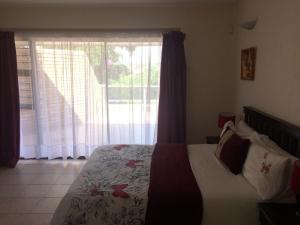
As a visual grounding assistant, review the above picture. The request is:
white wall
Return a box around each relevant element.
[0,3,237,143]
[235,0,300,126]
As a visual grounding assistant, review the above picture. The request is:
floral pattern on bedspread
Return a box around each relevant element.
[50,145,154,225]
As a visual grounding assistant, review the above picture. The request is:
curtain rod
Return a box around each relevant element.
[0,28,181,33]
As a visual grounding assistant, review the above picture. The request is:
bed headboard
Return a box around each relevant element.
[243,106,300,158]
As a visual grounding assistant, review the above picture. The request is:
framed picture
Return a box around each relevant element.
[241,47,257,80]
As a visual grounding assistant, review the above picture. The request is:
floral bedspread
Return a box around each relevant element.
[50,145,154,225]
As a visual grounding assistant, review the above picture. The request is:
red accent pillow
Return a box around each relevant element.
[219,133,250,174]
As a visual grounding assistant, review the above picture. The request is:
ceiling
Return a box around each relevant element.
[0,0,236,4]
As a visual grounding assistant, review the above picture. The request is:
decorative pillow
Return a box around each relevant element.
[243,143,290,200]
[216,129,250,174]
[216,129,234,158]
[220,121,236,137]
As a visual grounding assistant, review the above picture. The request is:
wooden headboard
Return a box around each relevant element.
[243,106,300,158]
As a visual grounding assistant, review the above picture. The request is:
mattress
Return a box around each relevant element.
[188,144,261,225]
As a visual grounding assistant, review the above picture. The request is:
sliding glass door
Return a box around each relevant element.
[16,33,162,159]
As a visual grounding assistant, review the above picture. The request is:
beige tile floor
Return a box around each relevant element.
[0,160,86,225]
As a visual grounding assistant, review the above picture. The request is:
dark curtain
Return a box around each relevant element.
[157,31,186,144]
[0,32,20,168]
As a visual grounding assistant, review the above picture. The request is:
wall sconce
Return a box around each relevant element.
[240,19,257,30]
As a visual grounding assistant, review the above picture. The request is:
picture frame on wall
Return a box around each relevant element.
[241,47,257,80]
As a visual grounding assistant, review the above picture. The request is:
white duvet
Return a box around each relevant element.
[188,144,261,225]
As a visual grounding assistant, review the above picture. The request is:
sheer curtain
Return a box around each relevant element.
[16,32,162,159]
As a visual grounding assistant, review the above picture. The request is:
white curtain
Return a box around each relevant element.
[16,33,162,159]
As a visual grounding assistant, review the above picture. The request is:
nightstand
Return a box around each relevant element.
[206,136,220,144]
[258,203,300,225]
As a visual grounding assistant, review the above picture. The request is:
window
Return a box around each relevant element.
[16,41,34,110]
[16,32,162,159]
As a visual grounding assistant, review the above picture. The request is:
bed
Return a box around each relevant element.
[50,107,300,225]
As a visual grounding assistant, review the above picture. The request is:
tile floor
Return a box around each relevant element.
[0,160,86,225]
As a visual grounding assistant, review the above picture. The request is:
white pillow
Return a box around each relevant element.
[236,120,255,137]
[220,120,255,138]
[251,133,298,162]
[243,143,290,200]
[249,132,298,200]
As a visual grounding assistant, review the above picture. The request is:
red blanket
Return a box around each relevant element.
[145,143,203,225]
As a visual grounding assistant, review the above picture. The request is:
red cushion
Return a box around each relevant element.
[220,133,250,174]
